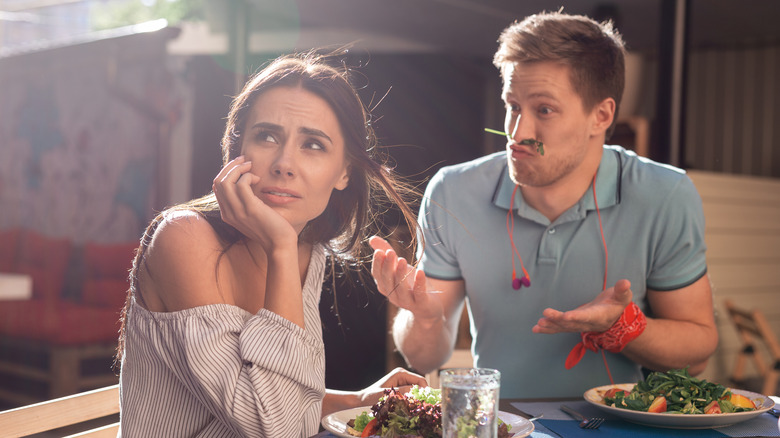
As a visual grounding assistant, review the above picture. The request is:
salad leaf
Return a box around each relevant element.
[353,411,373,432]
[455,415,477,438]
[407,385,442,405]
[384,412,419,437]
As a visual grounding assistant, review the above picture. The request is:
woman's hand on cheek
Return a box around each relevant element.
[213,156,298,250]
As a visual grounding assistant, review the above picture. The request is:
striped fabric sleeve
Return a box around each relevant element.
[145,305,326,437]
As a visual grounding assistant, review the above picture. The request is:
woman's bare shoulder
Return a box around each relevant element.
[154,209,219,246]
[140,209,231,311]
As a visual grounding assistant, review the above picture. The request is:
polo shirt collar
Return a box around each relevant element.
[492,146,621,216]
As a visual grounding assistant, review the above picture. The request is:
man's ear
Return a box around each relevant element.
[334,164,351,191]
[591,97,616,135]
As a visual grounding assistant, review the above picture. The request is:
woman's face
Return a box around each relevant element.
[240,85,350,233]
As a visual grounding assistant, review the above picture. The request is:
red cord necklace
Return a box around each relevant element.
[507,173,617,383]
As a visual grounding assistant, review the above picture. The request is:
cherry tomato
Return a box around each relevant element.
[361,418,380,437]
[704,400,722,414]
[604,388,626,399]
[647,396,667,413]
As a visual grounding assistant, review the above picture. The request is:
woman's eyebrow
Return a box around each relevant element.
[300,126,332,143]
[249,121,281,131]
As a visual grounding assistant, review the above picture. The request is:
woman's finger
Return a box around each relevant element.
[214,156,246,186]
[234,172,262,210]
[213,159,249,201]
[214,160,254,226]
[213,155,242,180]
[234,173,270,224]
[222,161,253,187]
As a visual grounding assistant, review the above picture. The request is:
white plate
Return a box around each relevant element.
[583,383,775,429]
[321,406,534,437]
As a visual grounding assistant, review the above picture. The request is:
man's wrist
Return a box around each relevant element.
[588,302,647,352]
[413,313,446,331]
[565,302,647,369]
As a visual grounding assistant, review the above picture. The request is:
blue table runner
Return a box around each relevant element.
[513,401,779,438]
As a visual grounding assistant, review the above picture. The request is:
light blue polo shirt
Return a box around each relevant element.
[417,145,707,398]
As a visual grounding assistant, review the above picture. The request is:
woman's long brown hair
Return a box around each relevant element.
[115,49,422,364]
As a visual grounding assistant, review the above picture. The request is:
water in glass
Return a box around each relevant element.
[441,368,501,438]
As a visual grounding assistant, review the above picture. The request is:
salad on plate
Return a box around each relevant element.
[346,385,512,438]
[600,368,758,414]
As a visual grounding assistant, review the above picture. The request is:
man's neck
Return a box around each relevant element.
[520,150,602,222]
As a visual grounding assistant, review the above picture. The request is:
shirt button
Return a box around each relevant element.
[548,228,556,234]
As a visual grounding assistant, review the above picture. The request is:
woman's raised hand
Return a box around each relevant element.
[213,156,298,250]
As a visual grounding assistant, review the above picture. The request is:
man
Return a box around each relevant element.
[370,11,718,398]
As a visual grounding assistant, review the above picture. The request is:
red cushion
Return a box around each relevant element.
[16,231,72,301]
[82,279,129,310]
[83,242,137,278]
[0,228,21,272]
[0,300,120,345]
[81,242,136,307]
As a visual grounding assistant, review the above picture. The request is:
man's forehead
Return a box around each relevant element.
[500,61,573,97]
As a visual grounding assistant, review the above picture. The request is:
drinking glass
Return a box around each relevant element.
[440,368,501,438]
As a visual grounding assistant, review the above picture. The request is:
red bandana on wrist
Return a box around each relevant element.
[564,302,647,370]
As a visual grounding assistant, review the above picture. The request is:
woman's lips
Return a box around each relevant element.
[260,188,301,204]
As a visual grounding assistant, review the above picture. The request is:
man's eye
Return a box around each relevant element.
[539,106,553,115]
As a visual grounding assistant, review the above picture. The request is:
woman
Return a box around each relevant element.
[117,51,426,437]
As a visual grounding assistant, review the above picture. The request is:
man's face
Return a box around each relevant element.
[501,61,606,188]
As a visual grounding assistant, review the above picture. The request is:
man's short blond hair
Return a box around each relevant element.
[493,11,626,137]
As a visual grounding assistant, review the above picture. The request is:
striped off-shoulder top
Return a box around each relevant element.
[118,245,327,437]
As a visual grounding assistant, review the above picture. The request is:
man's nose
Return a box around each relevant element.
[508,115,534,143]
